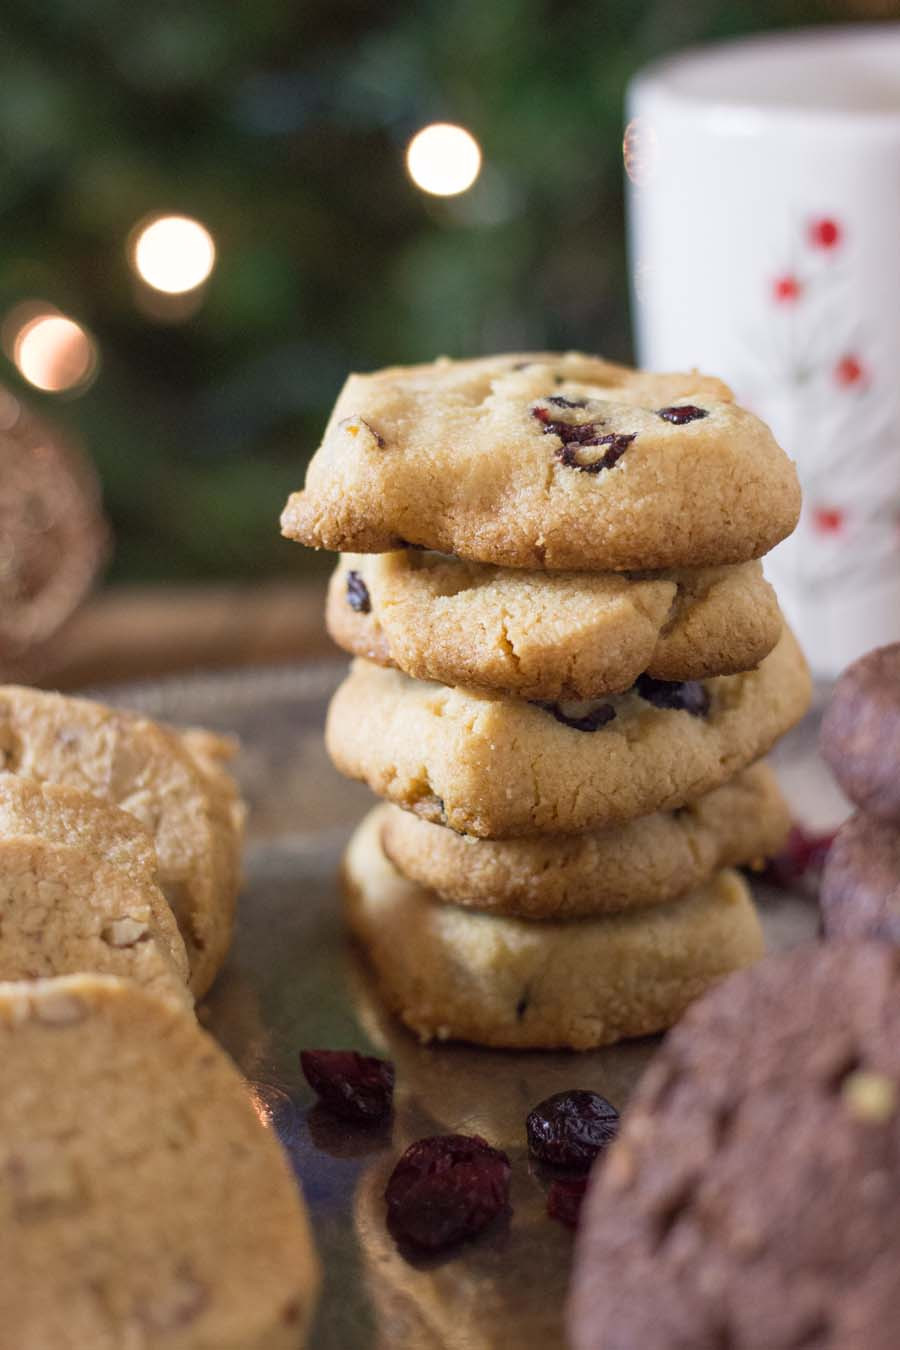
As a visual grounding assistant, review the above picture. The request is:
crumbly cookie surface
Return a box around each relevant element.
[326,627,810,837]
[0,687,245,998]
[0,836,189,1004]
[0,974,318,1349]
[282,353,800,570]
[381,762,789,917]
[343,807,763,1050]
[327,551,782,700]
[568,941,900,1350]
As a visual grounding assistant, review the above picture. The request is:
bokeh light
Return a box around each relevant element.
[406,123,482,197]
[11,311,97,393]
[131,214,216,294]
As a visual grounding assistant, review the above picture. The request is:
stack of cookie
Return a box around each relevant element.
[282,352,812,1049]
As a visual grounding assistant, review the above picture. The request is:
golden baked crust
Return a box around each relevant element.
[282,352,800,570]
[344,807,764,1049]
[380,762,789,917]
[326,627,811,837]
[0,974,318,1347]
[326,551,783,700]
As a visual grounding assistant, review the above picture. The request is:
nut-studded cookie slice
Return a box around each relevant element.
[568,942,900,1350]
[344,807,763,1050]
[282,352,800,571]
[327,551,782,701]
[0,772,159,883]
[326,627,810,838]
[0,974,319,1348]
[0,836,189,1004]
[380,762,789,918]
[0,687,245,998]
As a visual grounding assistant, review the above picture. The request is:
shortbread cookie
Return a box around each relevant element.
[380,762,789,918]
[0,773,159,885]
[0,836,189,1004]
[820,643,900,823]
[282,352,801,571]
[344,807,763,1049]
[327,551,782,700]
[0,687,245,997]
[0,974,318,1348]
[326,627,810,837]
[569,941,900,1350]
[821,812,900,944]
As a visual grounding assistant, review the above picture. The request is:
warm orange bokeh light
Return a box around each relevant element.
[12,313,97,393]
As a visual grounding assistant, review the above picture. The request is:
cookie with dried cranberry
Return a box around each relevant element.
[821,643,900,822]
[568,941,900,1350]
[326,627,810,838]
[379,762,789,917]
[821,812,900,944]
[281,352,800,571]
[0,974,319,1347]
[343,806,763,1050]
[326,551,783,701]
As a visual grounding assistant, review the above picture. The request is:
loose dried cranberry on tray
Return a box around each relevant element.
[527,1091,619,1170]
[299,1048,394,1122]
[385,1134,511,1251]
[760,824,836,892]
[547,1175,589,1228]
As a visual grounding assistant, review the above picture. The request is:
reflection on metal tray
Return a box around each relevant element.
[92,661,842,1350]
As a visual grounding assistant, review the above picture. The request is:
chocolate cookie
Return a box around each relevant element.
[281,352,800,571]
[820,643,900,821]
[821,812,900,943]
[568,941,900,1350]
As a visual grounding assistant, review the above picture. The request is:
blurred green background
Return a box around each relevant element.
[1,0,893,582]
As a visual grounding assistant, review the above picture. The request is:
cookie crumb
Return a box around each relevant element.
[842,1070,897,1124]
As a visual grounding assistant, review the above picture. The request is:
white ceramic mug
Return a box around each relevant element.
[627,25,900,680]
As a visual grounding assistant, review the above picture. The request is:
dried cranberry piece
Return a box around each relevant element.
[533,699,616,732]
[547,1175,589,1228]
[532,404,636,474]
[761,824,836,892]
[527,1090,620,1169]
[635,674,710,717]
[557,433,636,473]
[656,404,708,425]
[345,571,371,614]
[385,1134,511,1250]
[300,1048,394,1122]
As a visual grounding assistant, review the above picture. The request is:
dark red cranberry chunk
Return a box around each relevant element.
[547,1175,589,1228]
[557,433,635,473]
[761,824,836,891]
[656,404,708,425]
[385,1133,511,1250]
[635,674,710,717]
[300,1048,394,1122]
[527,1090,619,1169]
[534,699,616,732]
[345,571,371,614]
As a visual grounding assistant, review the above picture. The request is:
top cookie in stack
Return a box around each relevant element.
[283,352,810,1050]
[281,351,800,571]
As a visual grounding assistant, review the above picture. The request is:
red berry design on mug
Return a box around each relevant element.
[773,275,801,303]
[809,217,841,250]
[812,506,845,535]
[835,355,865,388]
